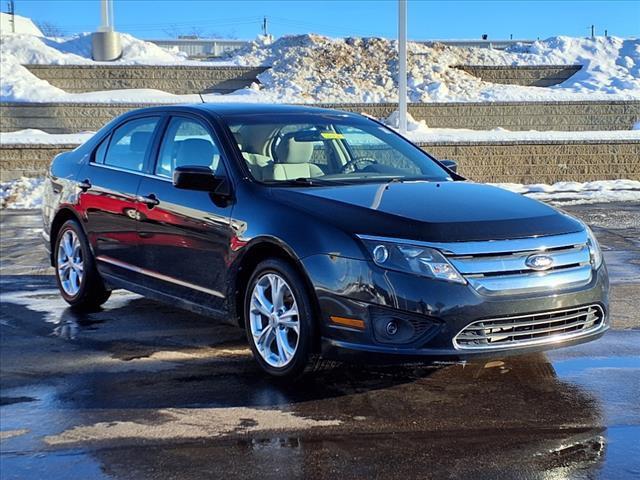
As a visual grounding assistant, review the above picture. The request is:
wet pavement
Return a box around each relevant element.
[1,205,639,480]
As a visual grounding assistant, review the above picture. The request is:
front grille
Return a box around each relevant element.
[443,230,593,295]
[454,305,604,350]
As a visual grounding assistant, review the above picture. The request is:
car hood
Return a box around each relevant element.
[270,181,583,243]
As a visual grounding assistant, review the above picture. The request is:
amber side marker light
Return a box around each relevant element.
[330,316,365,330]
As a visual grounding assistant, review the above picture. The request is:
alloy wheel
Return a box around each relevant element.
[57,229,84,296]
[249,273,300,368]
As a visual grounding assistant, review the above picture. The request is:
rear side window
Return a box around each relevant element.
[104,117,160,172]
[93,136,109,164]
[155,117,222,178]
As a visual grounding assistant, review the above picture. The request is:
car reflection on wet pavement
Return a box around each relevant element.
[1,206,639,480]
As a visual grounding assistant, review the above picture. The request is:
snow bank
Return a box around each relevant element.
[0,12,42,36]
[494,180,640,205]
[221,34,640,103]
[0,32,198,102]
[1,32,639,103]
[0,177,44,209]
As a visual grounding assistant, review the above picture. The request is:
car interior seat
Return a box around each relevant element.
[271,135,323,180]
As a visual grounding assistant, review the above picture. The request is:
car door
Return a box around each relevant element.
[78,115,163,282]
[135,114,235,311]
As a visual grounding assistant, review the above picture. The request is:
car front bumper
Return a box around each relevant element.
[301,255,610,362]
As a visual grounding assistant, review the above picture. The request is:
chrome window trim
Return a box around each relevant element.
[88,162,173,183]
[97,255,224,298]
[452,304,606,351]
[356,230,589,256]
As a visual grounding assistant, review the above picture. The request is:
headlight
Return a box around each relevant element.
[359,237,466,284]
[586,227,603,269]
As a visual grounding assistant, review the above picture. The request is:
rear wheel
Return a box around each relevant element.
[54,219,110,310]
[244,259,320,378]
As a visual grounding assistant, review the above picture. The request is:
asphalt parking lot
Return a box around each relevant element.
[1,204,639,480]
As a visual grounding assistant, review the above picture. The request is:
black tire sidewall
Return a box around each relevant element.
[244,259,315,378]
[54,220,96,305]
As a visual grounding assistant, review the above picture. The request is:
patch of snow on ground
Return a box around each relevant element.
[0,177,44,209]
[0,129,94,144]
[494,180,640,205]
[1,32,639,103]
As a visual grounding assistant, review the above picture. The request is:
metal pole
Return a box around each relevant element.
[398,0,408,134]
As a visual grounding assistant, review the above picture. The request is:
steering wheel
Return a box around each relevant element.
[339,157,377,174]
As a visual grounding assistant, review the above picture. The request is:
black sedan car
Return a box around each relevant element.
[42,104,609,378]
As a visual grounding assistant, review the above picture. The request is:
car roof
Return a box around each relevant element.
[129,102,363,119]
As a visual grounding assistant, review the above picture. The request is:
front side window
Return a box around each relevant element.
[103,117,160,172]
[156,117,222,178]
[225,115,451,184]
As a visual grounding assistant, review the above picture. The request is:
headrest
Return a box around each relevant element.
[275,136,314,164]
[130,131,152,153]
[176,138,215,168]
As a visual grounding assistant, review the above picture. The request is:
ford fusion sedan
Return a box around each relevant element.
[42,104,609,378]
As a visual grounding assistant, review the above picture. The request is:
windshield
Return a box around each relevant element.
[224,114,452,185]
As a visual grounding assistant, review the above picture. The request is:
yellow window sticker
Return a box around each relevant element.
[320,132,345,140]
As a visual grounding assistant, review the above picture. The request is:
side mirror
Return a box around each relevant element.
[440,159,458,173]
[173,165,230,196]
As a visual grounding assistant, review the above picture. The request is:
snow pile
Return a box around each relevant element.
[0,32,195,102]
[223,34,640,103]
[2,31,639,103]
[0,177,44,209]
[0,129,94,144]
[495,179,640,205]
[1,32,187,65]
[0,12,43,36]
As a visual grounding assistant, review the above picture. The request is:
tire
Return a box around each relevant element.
[54,219,111,310]
[244,258,322,379]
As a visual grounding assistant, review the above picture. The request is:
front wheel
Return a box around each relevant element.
[244,259,319,379]
[54,219,111,310]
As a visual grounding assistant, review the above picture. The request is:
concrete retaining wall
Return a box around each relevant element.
[453,65,582,87]
[3,140,638,184]
[2,101,639,134]
[24,65,268,94]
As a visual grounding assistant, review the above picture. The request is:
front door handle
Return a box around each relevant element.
[137,193,160,208]
[78,179,91,192]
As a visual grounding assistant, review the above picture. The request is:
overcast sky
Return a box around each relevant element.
[9,0,640,40]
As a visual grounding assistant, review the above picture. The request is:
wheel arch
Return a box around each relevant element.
[48,207,86,266]
[230,238,320,339]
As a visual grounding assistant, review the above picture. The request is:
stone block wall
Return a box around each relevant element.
[2,140,638,184]
[453,65,582,87]
[2,101,639,134]
[24,65,268,94]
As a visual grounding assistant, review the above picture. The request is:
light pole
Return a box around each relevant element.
[398,0,408,134]
[92,0,122,61]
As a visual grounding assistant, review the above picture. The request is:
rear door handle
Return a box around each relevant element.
[137,193,160,208]
[78,179,91,192]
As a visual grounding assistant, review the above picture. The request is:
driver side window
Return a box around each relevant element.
[156,117,223,178]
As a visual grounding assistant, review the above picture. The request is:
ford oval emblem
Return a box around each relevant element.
[526,254,554,271]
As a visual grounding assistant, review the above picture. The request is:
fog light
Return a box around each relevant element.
[386,320,398,335]
[373,245,389,263]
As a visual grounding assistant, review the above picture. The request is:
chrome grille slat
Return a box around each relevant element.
[449,245,590,275]
[454,305,605,350]
[462,307,600,330]
[457,317,597,341]
[436,231,593,295]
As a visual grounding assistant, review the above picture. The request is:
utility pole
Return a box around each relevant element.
[591,24,595,38]
[7,0,15,33]
[92,0,121,61]
[262,16,268,36]
[398,0,408,134]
